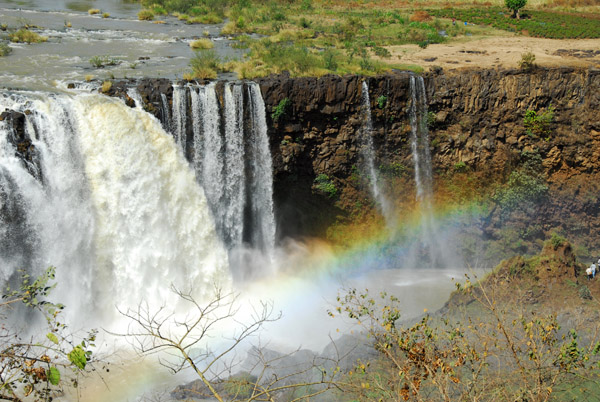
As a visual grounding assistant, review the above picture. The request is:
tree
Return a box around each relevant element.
[505,0,527,19]
[0,267,98,401]
[331,273,600,402]
[119,284,343,401]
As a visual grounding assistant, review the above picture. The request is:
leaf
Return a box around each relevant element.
[47,332,59,344]
[47,367,61,385]
[68,346,87,370]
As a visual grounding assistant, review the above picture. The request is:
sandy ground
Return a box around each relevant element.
[386,36,600,70]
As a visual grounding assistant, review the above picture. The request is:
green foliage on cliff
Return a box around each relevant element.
[189,49,221,79]
[314,174,338,199]
[271,97,291,123]
[493,150,548,214]
[524,106,554,137]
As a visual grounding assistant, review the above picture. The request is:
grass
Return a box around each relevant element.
[9,29,47,44]
[138,9,154,21]
[88,8,101,15]
[429,7,600,38]
[190,38,214,49]
[189,49,221,79]
[0,42,12,56]
[178,0,598,79]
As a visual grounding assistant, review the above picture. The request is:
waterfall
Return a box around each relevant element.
[0,91,229,325]
[126,87,144,109]
[247,83,276,253]
[180,82,276,254]
[172,84,187,155]
[408,74,439,266]
[359,81,395,226]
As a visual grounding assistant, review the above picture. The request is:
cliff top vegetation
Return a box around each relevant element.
[132,0,600,79]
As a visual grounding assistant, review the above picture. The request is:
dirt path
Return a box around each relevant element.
[386,36,600,70]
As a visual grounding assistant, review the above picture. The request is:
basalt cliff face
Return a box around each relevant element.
[3,67,599,261]
[253,67,600,259]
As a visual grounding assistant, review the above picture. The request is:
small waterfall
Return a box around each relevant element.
[184,82,276,254]
[126,87,144,109]
[408,74,439,266]
[160,93,171,133]
[359,81,395,226]
[247,83,276,252]
[172,84,187,155]
[0,91,229,325]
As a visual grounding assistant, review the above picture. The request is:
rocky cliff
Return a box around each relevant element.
[4,67,599,261]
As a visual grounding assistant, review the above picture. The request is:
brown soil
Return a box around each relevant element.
[385,36,600,70]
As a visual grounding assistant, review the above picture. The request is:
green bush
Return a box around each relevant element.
[271,97,291,122]
[524,106,554,137]
[314,174,338,199]
[89,55,120,68]
[190,38,213,49]
[376,95,387,109]
[0,42,12,56]
[189,49,221,79]
[505,0,527,18]
[10,29,47,44]
[519,51,536,71]
[138,9,155,20]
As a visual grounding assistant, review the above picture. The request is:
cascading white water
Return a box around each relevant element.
[247,83,276,253]
[183,82,276,254]
[172,84,187,155]
[408,74,440,266]
[160,93,171,134]
[222,83,247,248]
[359,81,395,226]
[0,91,229,326]
[126,87,144,109]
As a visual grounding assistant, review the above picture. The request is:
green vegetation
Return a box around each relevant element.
[524,105,554,137]
[376,95,387,109]
[314,174,338,198]
[9,28,47,44]
[0,42,11,56]
[89,55,121,68]
[271,97,291,122]
[88,8,101,15]
[429,7,600,39]
[188,49,221,79]
[190,38,214,49]
[138,9,155,20]
[331,243,600,401]
[505,0,527,18]
[0,267,97,400]
[493,150,548,214]
[519,51,536,71]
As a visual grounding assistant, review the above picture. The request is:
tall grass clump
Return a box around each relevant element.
[0,42,12,56]
[138,9,155,20]
[190,38,214,49]
[10,29,47,44]
[189,49,221,79]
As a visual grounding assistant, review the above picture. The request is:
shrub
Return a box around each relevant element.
[314,174,338,198]
[376,95,387,109]
[138,9,155,21]
[10,29,47,44]
[518,51,536,71]
[506,0,527,18]
[89,55,120,68]
[524,106,554,137]
[102,12,110,18]
[101,80,112,93]
[454,161,467,172]
[190,38,214,49]
[0,42,12,56]
[189,49,221,79]
[322,48,339,71]
[271,97,291,122]
[88,8,100,15]
[549,232,567,250]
